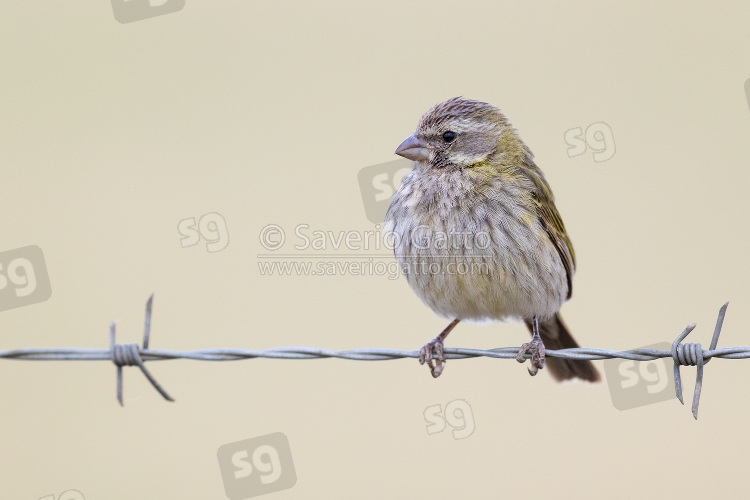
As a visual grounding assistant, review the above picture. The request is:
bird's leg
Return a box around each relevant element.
[516,316,546,376]
[419,319,460,378]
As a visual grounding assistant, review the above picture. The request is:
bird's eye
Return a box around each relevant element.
[442,131,456,143]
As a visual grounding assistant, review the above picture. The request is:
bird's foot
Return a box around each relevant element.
[419,337,446,378]
[516,337,546,376]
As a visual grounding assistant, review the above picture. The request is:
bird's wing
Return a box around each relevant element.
[519,162,576,300]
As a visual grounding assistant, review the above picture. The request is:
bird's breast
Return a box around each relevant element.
[384,166,568,321]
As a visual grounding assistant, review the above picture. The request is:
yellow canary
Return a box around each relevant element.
[385,97,599,382]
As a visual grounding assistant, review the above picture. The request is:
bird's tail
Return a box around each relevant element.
[525,313,600,382]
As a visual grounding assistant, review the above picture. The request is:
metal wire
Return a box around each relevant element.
[0,297,738,419]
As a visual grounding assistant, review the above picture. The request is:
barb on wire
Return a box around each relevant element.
[109,294,173,406]
[670,303,728,419]
[0,297,740,418]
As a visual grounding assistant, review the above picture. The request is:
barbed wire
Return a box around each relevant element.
[0,296,739,419]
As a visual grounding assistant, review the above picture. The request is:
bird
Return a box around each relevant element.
[384,97,599,382]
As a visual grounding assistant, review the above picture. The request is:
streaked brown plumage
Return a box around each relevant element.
[385,97,599,382]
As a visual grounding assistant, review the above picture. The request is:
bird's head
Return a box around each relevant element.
[395,97,521,170]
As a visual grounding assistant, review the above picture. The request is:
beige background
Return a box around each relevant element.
[2,1,750,498]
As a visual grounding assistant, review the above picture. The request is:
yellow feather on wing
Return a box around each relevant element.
[516,159,576,300]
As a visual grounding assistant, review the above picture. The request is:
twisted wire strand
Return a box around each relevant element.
[0,298,736,419]
[5,345,750,362]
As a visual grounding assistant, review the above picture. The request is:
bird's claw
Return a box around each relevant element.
[516,338,546,376]
[419,337,446,378]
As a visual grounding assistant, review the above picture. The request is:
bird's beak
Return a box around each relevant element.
[395,134,430,162]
